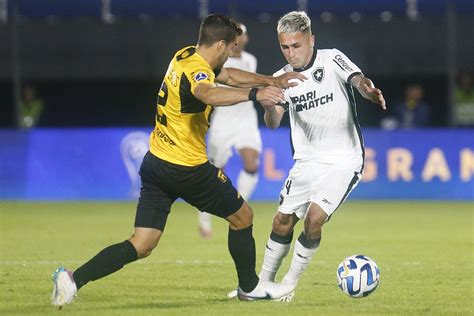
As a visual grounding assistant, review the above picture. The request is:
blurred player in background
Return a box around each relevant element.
[255,11,386,296]
[199,23,262,239]
[454,72,474,126]
[51,14,306,306]
[381,83,430,129]
[19,85,44,129]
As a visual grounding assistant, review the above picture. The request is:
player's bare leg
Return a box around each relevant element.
[128,227,163,258]
[237,148,260,200]
[52,227,162,307]
[226,202,294,301]
[281,202,326,287]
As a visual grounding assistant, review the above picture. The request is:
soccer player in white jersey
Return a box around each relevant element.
[257,11,386,294]
[199,24,262,239]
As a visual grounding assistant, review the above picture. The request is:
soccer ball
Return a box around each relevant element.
[336,254,380,298]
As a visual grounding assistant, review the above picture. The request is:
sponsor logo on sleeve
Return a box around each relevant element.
[333,55,354,72]
[194,72,208,82]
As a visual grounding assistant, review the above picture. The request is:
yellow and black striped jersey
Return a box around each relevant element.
[149,46,218,166]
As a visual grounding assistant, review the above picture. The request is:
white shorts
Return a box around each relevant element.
[207,110,262,168]
[278,159,362,219]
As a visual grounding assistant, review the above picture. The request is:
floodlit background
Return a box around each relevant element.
[0,0,473,200]
[1,0,474,128]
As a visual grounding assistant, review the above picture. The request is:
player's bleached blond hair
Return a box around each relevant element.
[277,11,312,34]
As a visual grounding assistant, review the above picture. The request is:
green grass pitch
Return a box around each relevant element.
[0,201,472,315]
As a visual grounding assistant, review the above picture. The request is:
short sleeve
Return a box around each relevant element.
[183,61,215,95]
[331,49,363,83]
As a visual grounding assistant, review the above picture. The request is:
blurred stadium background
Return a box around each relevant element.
[0,0,473,314]
[0,0,473,200]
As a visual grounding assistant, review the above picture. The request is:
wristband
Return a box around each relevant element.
[248,88,258,102]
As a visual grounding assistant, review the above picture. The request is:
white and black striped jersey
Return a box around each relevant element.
[274,48,365,170]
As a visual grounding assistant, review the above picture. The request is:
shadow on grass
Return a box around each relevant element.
[0,297,229,315]
[81,283,233,312]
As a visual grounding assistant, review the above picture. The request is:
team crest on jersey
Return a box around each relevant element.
[312,67,324,83]
[194,72,208,82]
[217,169,228,183]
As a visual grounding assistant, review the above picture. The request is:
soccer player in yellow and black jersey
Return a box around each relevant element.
[51,14,306,306]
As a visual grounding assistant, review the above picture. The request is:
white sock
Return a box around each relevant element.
[282,234,320,286]
[237,170,259,200]
[259,237,291,282]
[198,211,212,231]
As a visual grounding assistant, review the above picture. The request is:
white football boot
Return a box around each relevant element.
[227,288,238,299]
[281,274,298,292]
[237,280,294,302]
[51,267,77,307]
[281,279,298,299]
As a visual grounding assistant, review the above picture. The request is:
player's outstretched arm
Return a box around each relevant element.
[263,105,286,129]
[350,74,386,110]
[194,83,285,107]
[216,67,306,89]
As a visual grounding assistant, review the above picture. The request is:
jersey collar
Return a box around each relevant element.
[293,49,317,72]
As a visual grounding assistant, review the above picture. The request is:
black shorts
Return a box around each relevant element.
[134,151,244,231]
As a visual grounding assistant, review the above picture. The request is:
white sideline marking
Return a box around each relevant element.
[400,261,421,265]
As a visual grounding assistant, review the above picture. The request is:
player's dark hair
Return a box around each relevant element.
[198,14,242,47]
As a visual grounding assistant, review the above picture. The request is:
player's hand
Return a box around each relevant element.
[361,83,386,110]
[256,86,285,109]
[273,72,307,88]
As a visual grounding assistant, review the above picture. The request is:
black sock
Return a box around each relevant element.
[298,231,321,249]
[270,230,294,244]
[228,225,259,293]
[73,240,138,290]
